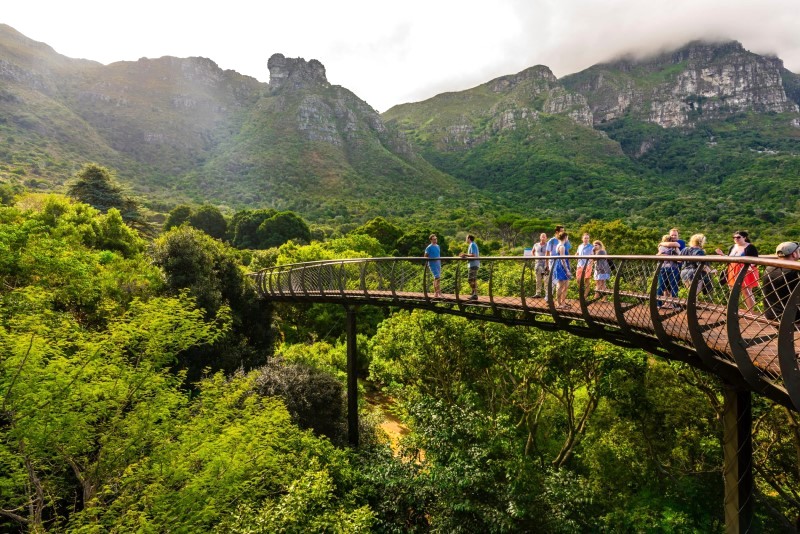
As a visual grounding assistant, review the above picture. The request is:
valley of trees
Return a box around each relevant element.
[2,164,800,532]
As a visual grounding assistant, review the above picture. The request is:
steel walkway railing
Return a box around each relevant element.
[251,255,800,411]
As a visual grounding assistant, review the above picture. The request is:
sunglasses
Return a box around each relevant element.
[733,235,742,239]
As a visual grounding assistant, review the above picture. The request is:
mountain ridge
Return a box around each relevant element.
[1,24,799,234]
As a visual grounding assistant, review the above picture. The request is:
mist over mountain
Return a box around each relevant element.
[1,23,799,232]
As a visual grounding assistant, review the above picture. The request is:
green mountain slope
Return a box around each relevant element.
[3,24,800,234]
[384,41,800,233]
[558,41,800,231]
[0,26,486,222]
[0,25,125,187]
[382,66,657,221]
[178,54,480,220]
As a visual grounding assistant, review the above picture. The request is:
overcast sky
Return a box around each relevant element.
[4,0,800,112]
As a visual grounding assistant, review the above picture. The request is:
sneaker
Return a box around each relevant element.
[468,294,478,301]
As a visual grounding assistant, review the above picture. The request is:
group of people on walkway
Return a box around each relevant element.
[656,228,763,310]
[424,234,480,299]
[657,229,800,320]
[423,226,800,320]
[530,226,610,309]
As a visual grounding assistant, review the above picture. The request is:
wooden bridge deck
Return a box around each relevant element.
[252,255,800,411]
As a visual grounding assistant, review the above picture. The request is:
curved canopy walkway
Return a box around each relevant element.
[253,255,800,411]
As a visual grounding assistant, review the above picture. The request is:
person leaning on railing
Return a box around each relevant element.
[762,241,800,322]
[679,234,714,295]
[716,230,759,311]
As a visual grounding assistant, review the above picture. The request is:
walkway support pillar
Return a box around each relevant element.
[346,305,359,447]
[722,387,753,533]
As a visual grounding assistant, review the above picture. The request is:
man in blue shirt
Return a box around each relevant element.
[460,234,480,300]
[424,234,442,297]
[545,226,564,258]
[669,228,686,250]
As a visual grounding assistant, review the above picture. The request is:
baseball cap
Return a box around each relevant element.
[775,242,800,257]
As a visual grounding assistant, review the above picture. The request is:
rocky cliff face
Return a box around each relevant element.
[383,64,594,153]
[488,66,593,128]
[268,53,329,91]
[562,41,799,128]
[265,53,413,154]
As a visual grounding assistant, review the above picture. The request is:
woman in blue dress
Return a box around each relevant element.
[552,232,572,308]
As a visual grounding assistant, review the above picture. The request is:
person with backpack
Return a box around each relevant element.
[763,241,800,321]
[679,234,713,296]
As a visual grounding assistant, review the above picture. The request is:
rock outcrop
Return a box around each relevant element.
[562,40,799,128]
[268,53,329,91]
[383,64,595,153]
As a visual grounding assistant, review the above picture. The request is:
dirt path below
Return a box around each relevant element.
[365,390,410,452]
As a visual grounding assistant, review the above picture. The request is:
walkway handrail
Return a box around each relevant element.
[251,255,800,411]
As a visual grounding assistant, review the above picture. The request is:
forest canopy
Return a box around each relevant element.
[1,189,799,532]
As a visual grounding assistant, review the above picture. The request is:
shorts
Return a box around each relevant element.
[468,266,478,282]
[576,266,592,279]
[428,261,441,279]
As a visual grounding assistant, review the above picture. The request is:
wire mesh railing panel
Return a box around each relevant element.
[490,260,526,308]
[615,259,658,336]
[736,263,782,385]
[361,261,386,292]
[337,262,363,292]
[582,255,620,327]
[275,269,293,293]
[393,259,426,294]
[297,265,323,295]
[692,260,734,362]
[436,259,459,297]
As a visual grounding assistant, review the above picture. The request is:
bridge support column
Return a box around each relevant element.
[722,387,753,533]
[346,306,359,447]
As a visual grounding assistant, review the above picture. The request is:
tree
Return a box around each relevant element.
[67,372,373,532]
[0,290,226,531]
[229,208,277,249]
[493,213,525,247]
[96,208,145,258]
[395,227,450,257]
[150,226,272,378]
[66,163,143,226]
[188,204,227,240]
[578,219,661,255]
[163,204,193,231]
[257,211,311,249]
[351,216,403,253]
[252,359,347,445]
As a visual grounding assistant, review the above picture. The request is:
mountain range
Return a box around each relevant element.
[1,23,799,233]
